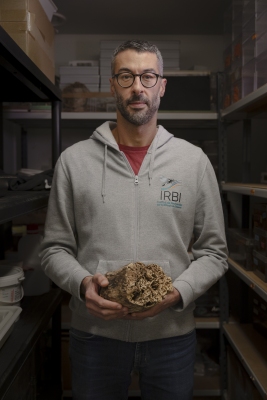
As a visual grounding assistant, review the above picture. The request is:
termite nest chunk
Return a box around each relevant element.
[99,262,173,313]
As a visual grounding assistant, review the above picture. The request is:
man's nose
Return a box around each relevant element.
[131,76,144,93]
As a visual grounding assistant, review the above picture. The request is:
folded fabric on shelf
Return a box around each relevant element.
[9,169,54,191]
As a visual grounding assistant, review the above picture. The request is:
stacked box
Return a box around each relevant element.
[58,65,114,112]
[252,203,267,282]
[0,0,55,82]
[253,203,267,230]
[222,0,267,107]
[226,228,254,270]
[252,293,267,336]
[254,227,267,255]
[59,66,100,92]
[253,250,267,281]
[256,48,267,89]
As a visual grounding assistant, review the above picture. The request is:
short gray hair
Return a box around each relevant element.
[111,40,163,75]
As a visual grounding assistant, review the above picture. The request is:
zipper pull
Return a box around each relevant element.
[135,176,139,185]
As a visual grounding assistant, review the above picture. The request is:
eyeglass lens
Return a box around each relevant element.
[117,73,158,88]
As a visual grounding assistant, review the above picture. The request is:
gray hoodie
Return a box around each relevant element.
[40,121,228,342]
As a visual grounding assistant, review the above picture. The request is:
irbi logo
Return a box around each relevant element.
[157,176,182,209]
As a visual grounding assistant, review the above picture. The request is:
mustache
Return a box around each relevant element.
[126,95,149,106]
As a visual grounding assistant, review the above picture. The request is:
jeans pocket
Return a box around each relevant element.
[69,328,95,341]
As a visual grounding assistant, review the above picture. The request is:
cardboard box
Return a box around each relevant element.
[0,0,55,82]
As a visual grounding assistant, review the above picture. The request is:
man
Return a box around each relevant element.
[40,40,228,400]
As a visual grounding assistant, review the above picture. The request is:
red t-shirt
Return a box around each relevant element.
[119,144,150,175]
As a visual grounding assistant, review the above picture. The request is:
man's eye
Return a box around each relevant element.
[121,74,132,81]
[143,74,154,80]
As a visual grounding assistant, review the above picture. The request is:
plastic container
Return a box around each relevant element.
[242,39,255,65]
[0,266,25,306]
[232,34,243,65]
[223,45,233,70]
[256,31,267,57]
[253,203,267,231]
[227,228,254,270]
[253,249,267,282]
[17,224,50,296]
[0,306,22,349]
[254,227,267,255]
[256,8,267,37]
[231,58,256,101]
[256,50,267,89]
[233,12,243,40]
[252,293,267,337]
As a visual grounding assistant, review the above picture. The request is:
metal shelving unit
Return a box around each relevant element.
[223,323,267,399]
[4,110,218,131]
[228,258,267,303]
[0,25,62,167]
[0,191,50,225]
[0,25,61,233]
[220,74,267,399]
[0,25,63,399]
[221,183,267,198]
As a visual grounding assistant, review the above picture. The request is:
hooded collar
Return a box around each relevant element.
[90,121,174,203]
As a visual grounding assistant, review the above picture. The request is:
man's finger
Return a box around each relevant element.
[92,273,109,287]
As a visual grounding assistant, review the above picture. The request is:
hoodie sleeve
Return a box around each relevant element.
[172,156,228,311]
[39,155,92,300]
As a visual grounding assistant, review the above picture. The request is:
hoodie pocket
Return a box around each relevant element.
[96,259,172,280]
[96,260,133,275]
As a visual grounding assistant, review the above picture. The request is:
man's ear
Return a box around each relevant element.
[160,78,167,98]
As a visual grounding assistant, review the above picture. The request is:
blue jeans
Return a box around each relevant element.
[69,328,196,400]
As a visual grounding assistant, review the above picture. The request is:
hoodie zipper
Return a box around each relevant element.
[120,152,140,262]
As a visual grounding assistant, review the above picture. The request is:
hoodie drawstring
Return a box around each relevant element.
[148,133,160,185]
[101,132,160,201]
[101,144,107,203]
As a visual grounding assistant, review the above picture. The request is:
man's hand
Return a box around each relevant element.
[123,288,181,320]
[81,274,129,320]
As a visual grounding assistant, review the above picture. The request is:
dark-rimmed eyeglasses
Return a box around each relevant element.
[112,72,163,88]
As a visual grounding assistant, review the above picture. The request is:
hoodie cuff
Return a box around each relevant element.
[70,269,93,302]
[171,280,194,312]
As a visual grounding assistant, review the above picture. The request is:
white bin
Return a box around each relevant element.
[0,266,25,306]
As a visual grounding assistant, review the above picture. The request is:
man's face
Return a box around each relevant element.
[110,50,166,126]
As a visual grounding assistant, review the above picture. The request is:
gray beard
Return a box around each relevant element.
[114,92,161,126]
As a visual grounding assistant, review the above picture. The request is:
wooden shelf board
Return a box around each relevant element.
[193,375,221,396]
[221,182,267,198]
[0,191,49,224]
[5,110,218,121]
[0,26,61,102]
[222,83,267,118]
[228,257,267,302]
[223,323,267,398]
[195,317,220,329]
[0,289,63,398]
